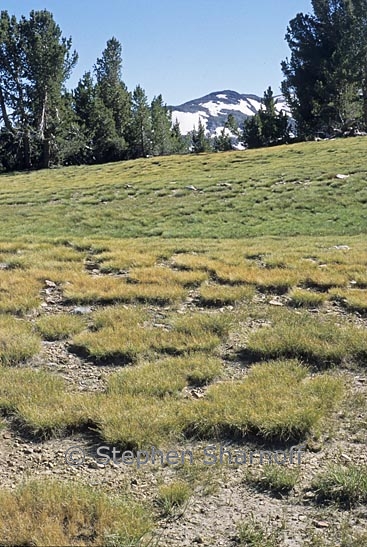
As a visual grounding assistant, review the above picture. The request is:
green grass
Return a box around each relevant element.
[157,480,192,516]
[0,315,41,365]
[0,139,366,240]
[244,464,300,495]
[312,465,367,508]
[244,308,367,366]
[236,518,278,547]
[181,360,343,442]
[36,313,87,340]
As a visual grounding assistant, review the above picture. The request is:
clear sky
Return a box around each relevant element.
[3,0,312,105]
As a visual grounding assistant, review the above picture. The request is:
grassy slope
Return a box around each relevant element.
[0,138,366,240]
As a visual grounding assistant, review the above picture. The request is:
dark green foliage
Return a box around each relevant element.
[242,87,290,148]
[0,9,78,169]
[191,119,212,153]
[281,0,367,137]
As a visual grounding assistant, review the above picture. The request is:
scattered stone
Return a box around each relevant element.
[313,520,329,529]
[335,174,349,179]
[0,263,9,270]
[185,185,198,191]
[333,245,350,251]
[269,300,284,307]
[72,306,92,315]
[44,279,57,288]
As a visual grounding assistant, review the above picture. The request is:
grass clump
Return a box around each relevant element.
[0,368,96,437]
[71,306,149,364]
[36,313,87,340]
[72,308,229,364]
[245,309,367,366]
[329,288,367,314]
[199,284,255,306]
[245,464,300,495]
[128,266,208,287]
[289,288,326,308]
[64,273,186,305]
[0,271,41,314]
[0,480,152,546]
[157,480,192,516]
[236,517,278,547]
[0,315,41,365]
[312,464,367,508]
[183,360,343,441]
[108,354,223,398]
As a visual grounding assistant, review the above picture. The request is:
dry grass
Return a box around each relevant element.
[182,360,343,441]
[36,313,87,340]
[329,288,367,314]
[0,271,42,314]
[107,354,223,397]
[63,273,186,304]
[0,315,41,365]
[128,266,208,287]
[0,480,152,546]
[0,368,95,437]
[245,309,367,366]
[199,284,255,306]
[289,288,327,308]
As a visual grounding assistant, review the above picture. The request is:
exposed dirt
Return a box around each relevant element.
[1,271,367,546]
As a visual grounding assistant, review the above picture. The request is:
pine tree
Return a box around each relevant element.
[281,0,366,136]
[242,87,290,148]
[213,128,233,151]
[0,9,77,169]
[128,85,152,158]
[151,94,173,156]
[94,38,131,136]
[191,118,211,153]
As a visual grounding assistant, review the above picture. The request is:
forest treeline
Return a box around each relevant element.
[0,1,367,171]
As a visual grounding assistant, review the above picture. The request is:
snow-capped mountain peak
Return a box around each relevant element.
[170,90,290,136]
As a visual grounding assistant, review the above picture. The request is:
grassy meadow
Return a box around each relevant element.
[0,138,366,545]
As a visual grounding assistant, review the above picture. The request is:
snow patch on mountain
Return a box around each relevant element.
[170,90,291,138]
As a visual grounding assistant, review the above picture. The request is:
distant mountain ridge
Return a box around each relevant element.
[170,90,291,138]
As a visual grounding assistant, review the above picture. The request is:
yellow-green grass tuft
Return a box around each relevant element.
[0,480,152,546]
[36,313,87,340]
[72,308,229,364]
[157,480,192,516]
[128,266,208,287]
[0,316,41,365]
[0,271,42,314]
[107,354,223,398]
[329,288,367,314]
[182,360,343,441]
[63,273,186,304]
[199,284,255,306]
[289,288,327,308]
[245,309,367,366]
[0,368,97,437]
[244,464,300,495]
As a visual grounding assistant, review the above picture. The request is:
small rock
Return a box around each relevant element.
[298,515,307,522]
[185,185,198,191]
[72,306,92,315]
[269,300,284,307]
[313,520,329,529]
[341,453,352,462]
[336,174,349,179]
[44,279,57,288]
[333,245,350,250]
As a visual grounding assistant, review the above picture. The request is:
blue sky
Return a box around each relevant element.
[3,1,312,105]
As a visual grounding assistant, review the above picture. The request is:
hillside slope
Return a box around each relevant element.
[0,138,366,240]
